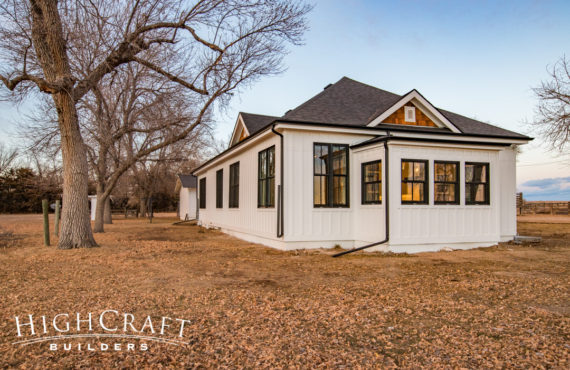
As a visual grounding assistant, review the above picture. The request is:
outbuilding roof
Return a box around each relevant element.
[178,174,197,188]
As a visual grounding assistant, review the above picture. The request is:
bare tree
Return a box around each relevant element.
[0,0,311,248]
[532,56,570,155]
[19,63,216,233]
[0,143,18,174]
[81,64,213,232]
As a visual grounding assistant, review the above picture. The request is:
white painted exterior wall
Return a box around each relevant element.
[195,127,520,253]
[385,142,502,253]
[179,188,196,220]
[499,147,517,241]
[197,132,282,247]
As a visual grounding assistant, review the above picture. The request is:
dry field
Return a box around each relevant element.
[0,214,568,368]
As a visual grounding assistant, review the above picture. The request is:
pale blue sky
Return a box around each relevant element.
[1,0,569,199]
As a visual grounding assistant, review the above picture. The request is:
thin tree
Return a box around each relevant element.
[0,143,18,175]
[532,56,570,155]
[0,0,310,248]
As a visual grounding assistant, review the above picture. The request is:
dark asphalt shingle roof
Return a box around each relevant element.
[178,174,197,188]
[283,77,402,126]
[240,112,279,136]
[281,77,529,139]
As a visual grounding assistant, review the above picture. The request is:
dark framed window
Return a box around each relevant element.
[216,169,223,208]
[401,159,428,204]
[313,143,349,207]
[229,162,240,208]
[465,162,490,205]
[258,146,275,208]
[434,161,459,204]
[361,160,382,204]
[199,178,206,209]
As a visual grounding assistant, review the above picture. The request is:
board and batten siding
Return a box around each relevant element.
[499,147,517,241]
[386,143,503,252]
[197,134,281,245]
[283,129,378,249]
[282,129,516,252]
[197,127,518,253]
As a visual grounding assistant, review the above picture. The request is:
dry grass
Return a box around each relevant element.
[0,214,568,368]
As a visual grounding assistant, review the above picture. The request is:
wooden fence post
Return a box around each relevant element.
[42,199,50,246]
[54,200,61,237]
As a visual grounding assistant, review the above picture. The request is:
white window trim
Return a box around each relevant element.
[404,106,416,123]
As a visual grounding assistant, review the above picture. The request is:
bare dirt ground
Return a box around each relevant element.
[518,214,570,224]
[0,214,568,368]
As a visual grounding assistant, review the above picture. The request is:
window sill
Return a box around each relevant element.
[312,207,351,211]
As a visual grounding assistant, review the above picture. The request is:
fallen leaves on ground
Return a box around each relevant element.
[0,214,568,368]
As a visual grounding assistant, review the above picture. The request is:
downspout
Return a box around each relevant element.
[333,132,391,257]
[271,123,284,237]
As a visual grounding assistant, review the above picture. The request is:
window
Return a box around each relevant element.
[258,146,275,208]
[216,169,223,208]
[465,162,489,205]
[434,161,459,204]
[229,162,240,208]
[313,143,349,207]
[401,159,428,204]
[361,160,382,204]
[199,178,206,209]
[404,106,416,122]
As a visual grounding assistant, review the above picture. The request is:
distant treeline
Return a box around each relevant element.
[0,167,178,214]
[0,167,61,213]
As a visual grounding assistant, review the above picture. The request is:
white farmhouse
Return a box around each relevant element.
[175,174,197,221]
[192,77,531,253]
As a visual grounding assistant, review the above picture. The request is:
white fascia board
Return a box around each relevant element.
[194,128,273,175]
[351,143,385,153]
[387,131,530,145]
[275,123,383,136]
[276,122,529,145]
[367,90,462,133]
[387,141,504,151]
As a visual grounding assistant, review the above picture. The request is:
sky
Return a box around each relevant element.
[1,0,569,200]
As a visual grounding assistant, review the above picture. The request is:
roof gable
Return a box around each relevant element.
[381,102,438,127]
[367,89,461,133]
[229,112,278,147]
[280,77,528,139]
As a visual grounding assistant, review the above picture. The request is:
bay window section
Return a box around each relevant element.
[313,143,349,207]
[401,159,428,204]
[465,162,490,205]
[362,160,382,204]
[434,161,459,204]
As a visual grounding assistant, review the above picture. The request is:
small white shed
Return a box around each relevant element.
[176,174,197,220]
[88,195,97,221]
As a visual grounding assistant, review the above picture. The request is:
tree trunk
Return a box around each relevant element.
[139,196,147,218]
[56,93,98,248]
[93,188,106,233]
[30,0,96,249]
[104,196,112,224]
